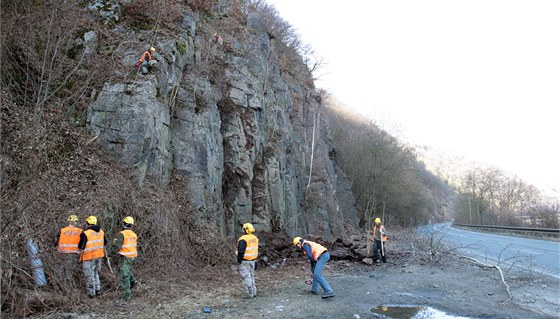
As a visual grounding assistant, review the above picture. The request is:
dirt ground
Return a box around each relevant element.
[33,251,559,319]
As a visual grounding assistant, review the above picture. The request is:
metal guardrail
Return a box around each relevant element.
[452,223,560,239]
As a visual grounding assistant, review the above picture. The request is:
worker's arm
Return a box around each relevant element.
[302,243,316,272]
[55,230,61,248]
[237,239,247,264]
[78,232,87,250]
[381,226,389,238]
[111,232,124,256]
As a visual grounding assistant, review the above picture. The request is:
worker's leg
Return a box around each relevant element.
[312,252,334,295]
[93,258,102,294]
[129,260,136,289]
[82,260,96,297]
[249,261,256,297]
[141,61,149,74]
[57,253,78,288]
[120,257,135,300]
[239,261,255,298]
[372,240,381,261]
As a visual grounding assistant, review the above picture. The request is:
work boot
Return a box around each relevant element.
[321,292,335,299]
[130,280,136,289]
[382,257,387,263]
[309,290,318,295]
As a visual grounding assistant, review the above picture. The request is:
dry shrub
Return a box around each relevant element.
[122,0,184,30]
[1,89,232,316]
[185,0,215,13]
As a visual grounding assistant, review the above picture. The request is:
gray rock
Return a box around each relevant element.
[87,14,359,239]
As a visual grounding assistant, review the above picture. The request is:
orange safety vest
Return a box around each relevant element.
[372,225,388,242]
[80,229,105,261]
[58,226,82,254]
[238,234,258,261]
[118,229,138,258]
[139,51,152,62]
[303,240,327,262]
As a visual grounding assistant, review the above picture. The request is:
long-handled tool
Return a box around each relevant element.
[380,237,385,261]
[104,249,114,274]
[106,257,114,274]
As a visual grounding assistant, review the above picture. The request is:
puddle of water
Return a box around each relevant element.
[370,305,473,319]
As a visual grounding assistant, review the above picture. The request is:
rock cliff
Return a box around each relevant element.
[87,7,357,240]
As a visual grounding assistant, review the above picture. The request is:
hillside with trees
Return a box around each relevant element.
[415,146,559,228]
[324,99,456,229]
[324,98,558,230]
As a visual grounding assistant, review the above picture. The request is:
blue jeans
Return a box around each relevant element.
[311,252,333,294]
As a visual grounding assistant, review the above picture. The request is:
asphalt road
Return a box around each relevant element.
[419,223,560,279]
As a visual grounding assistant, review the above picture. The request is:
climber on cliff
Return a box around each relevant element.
[213,33,223,46]
[135,47,157,75]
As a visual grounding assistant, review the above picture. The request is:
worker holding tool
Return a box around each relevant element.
[111,216,138,306]
[293,237,335,299]
[78,215,107,298]
[236,223,258,298]
[371,217,389,263]
[56,214,83,285]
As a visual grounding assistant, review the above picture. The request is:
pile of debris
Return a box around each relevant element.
[256,232,375,269]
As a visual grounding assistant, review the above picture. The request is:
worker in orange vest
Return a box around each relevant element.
[111,216,138,306]
[236,223,258,298]
[213,33,223,45]
[135,47,156,74]
[78,215,107,298]
[371,217,389,263]
[293,237,335,299]
[56,214,83,284]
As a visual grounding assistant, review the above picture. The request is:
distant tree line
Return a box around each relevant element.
[455,167,559,228]
[324,100,455,230]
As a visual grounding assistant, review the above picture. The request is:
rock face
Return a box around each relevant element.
[87,9,358,240]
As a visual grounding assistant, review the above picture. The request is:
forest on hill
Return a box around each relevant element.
[325,99,558,229]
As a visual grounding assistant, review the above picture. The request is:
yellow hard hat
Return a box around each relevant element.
[67,214,79,222]
[150,47,156,51]
[123,216,134,225]
[293,237,302,246]
[375,218,381,223]
[242,223,255,234]
[86,215,97,225]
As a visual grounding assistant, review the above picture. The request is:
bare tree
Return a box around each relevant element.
[456,167,550,227]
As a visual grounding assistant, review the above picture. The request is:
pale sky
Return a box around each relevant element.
[268,0,560,196]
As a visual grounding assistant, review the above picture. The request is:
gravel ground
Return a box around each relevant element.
[35,253,559,319]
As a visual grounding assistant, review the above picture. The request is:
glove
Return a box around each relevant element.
[134,62,141,68]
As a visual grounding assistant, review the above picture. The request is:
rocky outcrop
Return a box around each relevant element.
[87,8,358,240]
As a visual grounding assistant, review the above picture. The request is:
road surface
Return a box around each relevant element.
[419,223,560,279]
